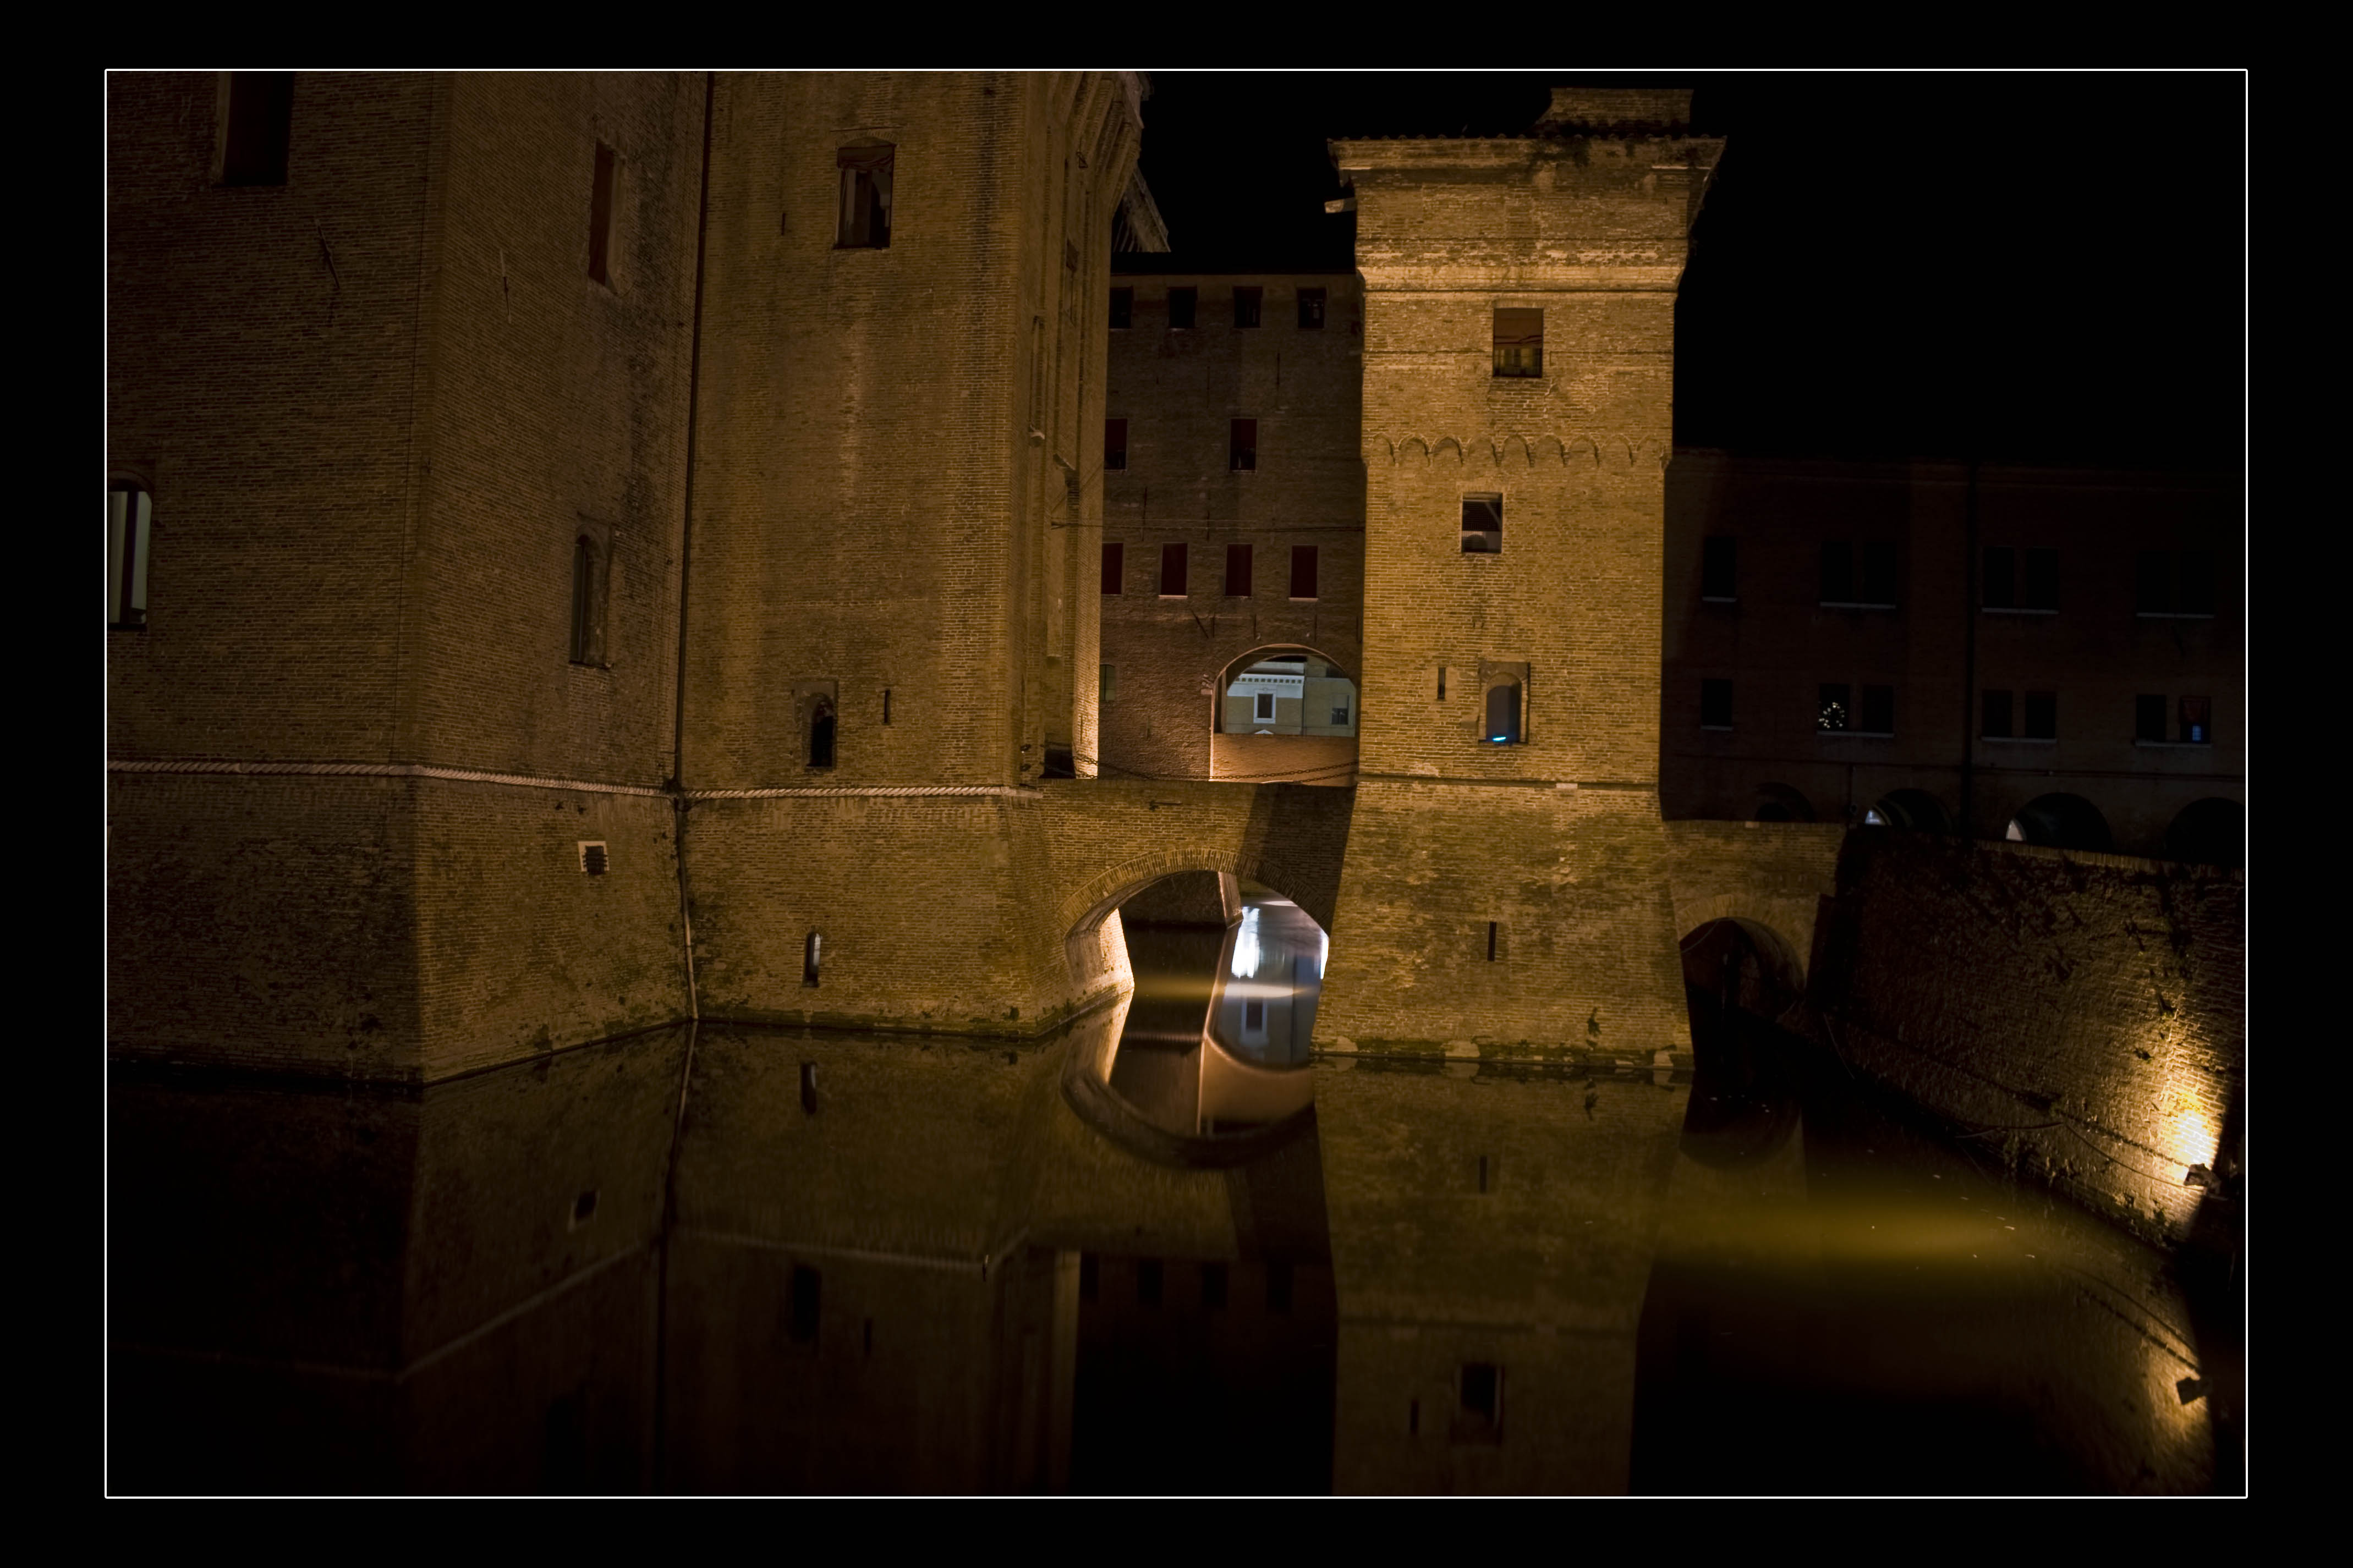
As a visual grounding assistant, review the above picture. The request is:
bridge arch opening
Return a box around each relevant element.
[1676,917,1806,1170]
[1862,787,1954,833]
[1751,782,1816,823]
[1211,645,1357,786]
[2164,797,2243,868]
[1065,870,1325,1164]
[2006,792,2113,852]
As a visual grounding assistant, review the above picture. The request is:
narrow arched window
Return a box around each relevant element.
[108,483,152,629]
[1484,681,1522,744]
[809,698,837,769]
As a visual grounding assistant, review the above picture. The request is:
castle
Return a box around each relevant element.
[108,73,2240,1094]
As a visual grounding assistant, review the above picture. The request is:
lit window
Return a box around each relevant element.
[108,483,152,630]
[1492,309,1542,377]
[836,142,893,249]
[2180,695,2211,745]
[1484,681,1522,744]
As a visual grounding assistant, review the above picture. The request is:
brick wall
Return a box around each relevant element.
[1099,270,1365,782]
[1661,452,2244,855]
[1800,830,2244,1250]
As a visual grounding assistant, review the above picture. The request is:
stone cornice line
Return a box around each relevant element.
[107,758,1039,802]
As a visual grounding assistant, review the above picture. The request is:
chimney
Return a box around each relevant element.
[1529,87,1693,135]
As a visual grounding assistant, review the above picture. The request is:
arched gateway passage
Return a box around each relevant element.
[1210,646,1358,786]
[1676,918,1808,1170]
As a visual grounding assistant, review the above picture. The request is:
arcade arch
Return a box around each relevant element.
[2164,797,2244,868]
[1210,645,1358,786]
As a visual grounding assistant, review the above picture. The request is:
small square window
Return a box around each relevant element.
[1224,543,1253,598]
[1160,542,1188,598]
[1108,287,1132,329]
[2024,690,2056,740]
[1818,683,1852,733]
[1981,689,2014,739]
[1288,545,1318,601]
[2135,694,2168,742]
[1100,541,1124,596]
[2180,695,2212,745]
[1255,691,1276,722]
[1861,684,1895,735]
[1701,536,1736,600]
[1461,494,1502,555]
[1104,417,1127,472]
[1331,703,1350,727]
[1230,418,1257,471]
[1232,286,1262,328]
[1493,308,1542,377]
[1167,286,1196,330]
[1296,287,1325,329]
[1700,678,1732,729]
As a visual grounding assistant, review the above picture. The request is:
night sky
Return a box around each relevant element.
[1133,72,2246,469]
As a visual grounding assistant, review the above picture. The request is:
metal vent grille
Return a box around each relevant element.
[578,841,608,876]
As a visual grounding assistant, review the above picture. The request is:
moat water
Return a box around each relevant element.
[108,889,2237,1495]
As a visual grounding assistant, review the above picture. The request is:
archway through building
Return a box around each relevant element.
[2006,792,2114,852]
[1068,870,1325,1162]
[2164,797,2244,868]
[1210,646,1358,786]
[1676,918,1807,1170]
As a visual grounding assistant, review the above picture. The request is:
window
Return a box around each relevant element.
[1159,542,1188,598]
[568,531,608,666]
[2024,690,2057,740]
[2135,694,2168,742]
[1331,702,1350,726]
[1982,689,2014,739]
[1486,922,1499,962]
[1484,681,1522,744]
[1862,541,1897,606]
[1224,543,1253,598]
[1818,683,1851,733]
[1461,494,1502,555]
[1493,308,1542,377]
[836,142,893,249]
[1822,542,1896,607]
[1986,546,2059,610]
[789,1264,821,1343]
[1104,417,1127,472]
[1109,287,1132,329]
[1297,287,1325,329]
[1167,286,1196,330]
[1099,663,1117,702]
[1701,536,1736,601]
[1101,542,1124,595]
[2180,696,2212,745]
[1255,691,1276,722]
[578,841,608,876]
[588,141,616,285]
[803,934,822,988]
[1288,545,1318,600]
[108,483,152,630]
[1820,543,1854,604]
[2138,549,2217,616]
[220,72,293,187]
[1232,285,1262,328]
[1860,684,1895,735]
[1230,418,1257,471]
[1456,1363,1503,1443]
[808,698,836,769]
[1700,678,1732,730]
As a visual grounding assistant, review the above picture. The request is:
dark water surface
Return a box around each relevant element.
[108,895,2230,1494]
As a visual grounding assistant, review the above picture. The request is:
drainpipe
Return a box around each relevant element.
[669,71,716,1024]
[1959,455,1979,838]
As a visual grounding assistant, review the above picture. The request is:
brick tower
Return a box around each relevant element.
[1317,91,1723,1063]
